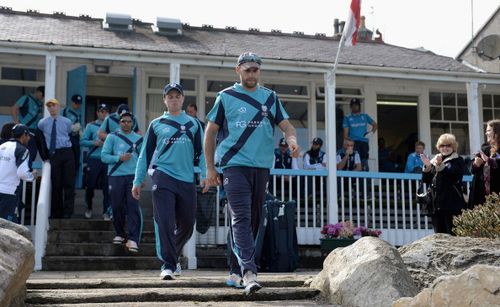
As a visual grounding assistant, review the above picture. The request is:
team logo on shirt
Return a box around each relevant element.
[261,105,268,117]
[238,107,247,113]
[223,177,229,185]
[152,184,157,191]
[180,125,186,133]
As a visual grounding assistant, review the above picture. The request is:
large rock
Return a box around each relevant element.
[310,237,418,307]
[393,265,500,307]
[0,218,35,307]
[398,233,500,290]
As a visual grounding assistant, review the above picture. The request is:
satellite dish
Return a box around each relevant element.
[476,34,500,61]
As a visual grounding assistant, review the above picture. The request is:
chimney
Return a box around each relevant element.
[339,21,345,33]
[334,19,340,35]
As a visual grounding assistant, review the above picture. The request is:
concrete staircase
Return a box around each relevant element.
[26,271,321,306]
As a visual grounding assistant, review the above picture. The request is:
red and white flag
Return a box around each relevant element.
[343,0,361,47]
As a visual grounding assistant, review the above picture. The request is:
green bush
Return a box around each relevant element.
[453,193,500,238]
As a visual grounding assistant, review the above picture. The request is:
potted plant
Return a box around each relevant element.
[320,221,381,254]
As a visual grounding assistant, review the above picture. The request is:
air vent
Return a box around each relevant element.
[103,13,133,32]
[152,17,182,36]
[79,14,92,20]
[0,6,13,12]
[315,33,326,38]
[249,28,260,32]
[271,29,282,33]
[202,24,214,29]
[27,9,40,14]
[225,26,236,31]
[293,31,304,36]
[53,11,66,16]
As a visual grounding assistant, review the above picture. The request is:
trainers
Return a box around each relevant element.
[126,240,139,253]
[242,271,262,295]
[84,210,92,219]
[225,273,244,288]
[112,236,125,244]
[103,213,111,221]
[173,263,182,276]
[160,269,174,280]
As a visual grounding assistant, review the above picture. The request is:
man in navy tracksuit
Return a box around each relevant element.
[101,111,143,252]
[80,103,111,219]
[133,83,205,280]
[203,52,299,295]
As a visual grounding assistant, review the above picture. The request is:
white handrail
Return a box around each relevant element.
[34,161,51,271]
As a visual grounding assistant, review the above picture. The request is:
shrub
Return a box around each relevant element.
[453,193,500,238]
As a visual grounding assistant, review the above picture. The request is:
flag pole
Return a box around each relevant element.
[326,0,358,224]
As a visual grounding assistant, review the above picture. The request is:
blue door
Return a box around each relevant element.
[67,65,87,188]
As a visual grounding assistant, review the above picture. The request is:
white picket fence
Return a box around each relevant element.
[196,169,472,247]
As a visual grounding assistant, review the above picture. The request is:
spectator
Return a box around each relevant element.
[469,120,500,207]
[405,141,427,173]
[102,111,143,252]
[37,98,75,219]
[336,138,361,171]
[0,124,37,222]
[80,104,111,220]
[378,137,398,172]
[62,94,83,171]
[10,86,44,163]
[421,133,466,235]
[0,122,16,145]
[303,137,326,170]
[343,98,377,171]
[270,138,298,195]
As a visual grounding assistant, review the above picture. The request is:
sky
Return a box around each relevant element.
[1,0,498,58]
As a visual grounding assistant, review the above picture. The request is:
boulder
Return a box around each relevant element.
[398,233,500,290]
[0,218,35,307]
[310,237,418,307]
[393,265,500,307]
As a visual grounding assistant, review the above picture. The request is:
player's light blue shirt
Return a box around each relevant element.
[62,105,82,125]
[100,113,139,134]
[80,120,103,159]
[134,111,205,185]
[37,115,72,149]
[342,113,375,143]
[15,94,43,129]
[206,83,288,169]
[101,130,142,176]
[405,152,424,173]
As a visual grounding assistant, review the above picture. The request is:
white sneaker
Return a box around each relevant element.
[112,236,125,244]
[225,273,244,288]
[126,240,139,253]
[243,271,262,295]
[103,213,111,221]
[84,210,92,219]
[173,263,182,276]
[160,269,174,280]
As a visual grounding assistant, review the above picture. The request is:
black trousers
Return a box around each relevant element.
[431,210,455,235]
[50,148,75,218]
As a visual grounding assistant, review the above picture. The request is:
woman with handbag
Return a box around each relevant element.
[469,120,500,207]
[420,133,466,235]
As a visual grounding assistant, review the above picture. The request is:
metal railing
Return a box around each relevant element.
[196,169,472,247]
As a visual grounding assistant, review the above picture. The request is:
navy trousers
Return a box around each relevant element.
[151,170,196,271]
[50,148,75,218]
[108,175,142,243]
[223,166,269,276]
[0,193,18,222]
[85,158,110,213]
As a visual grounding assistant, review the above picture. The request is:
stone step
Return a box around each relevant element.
[27,277,306,289]
[26,287,319,304]
[49,219,155,231]
[47,230,157,244]
[44,243,158,257]
[26,300,321,307]
[42,256,162,271]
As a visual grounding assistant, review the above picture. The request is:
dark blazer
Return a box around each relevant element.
[469,144,500,207]
[422,153,466,214]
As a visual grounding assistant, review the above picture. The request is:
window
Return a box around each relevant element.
[482,94,500,123]
[206,80,233,93]
[429,92,469,155]
[1,67,44,81]
[266,83,308,96]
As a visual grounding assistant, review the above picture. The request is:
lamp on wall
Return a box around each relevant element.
[94,65,110,74]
